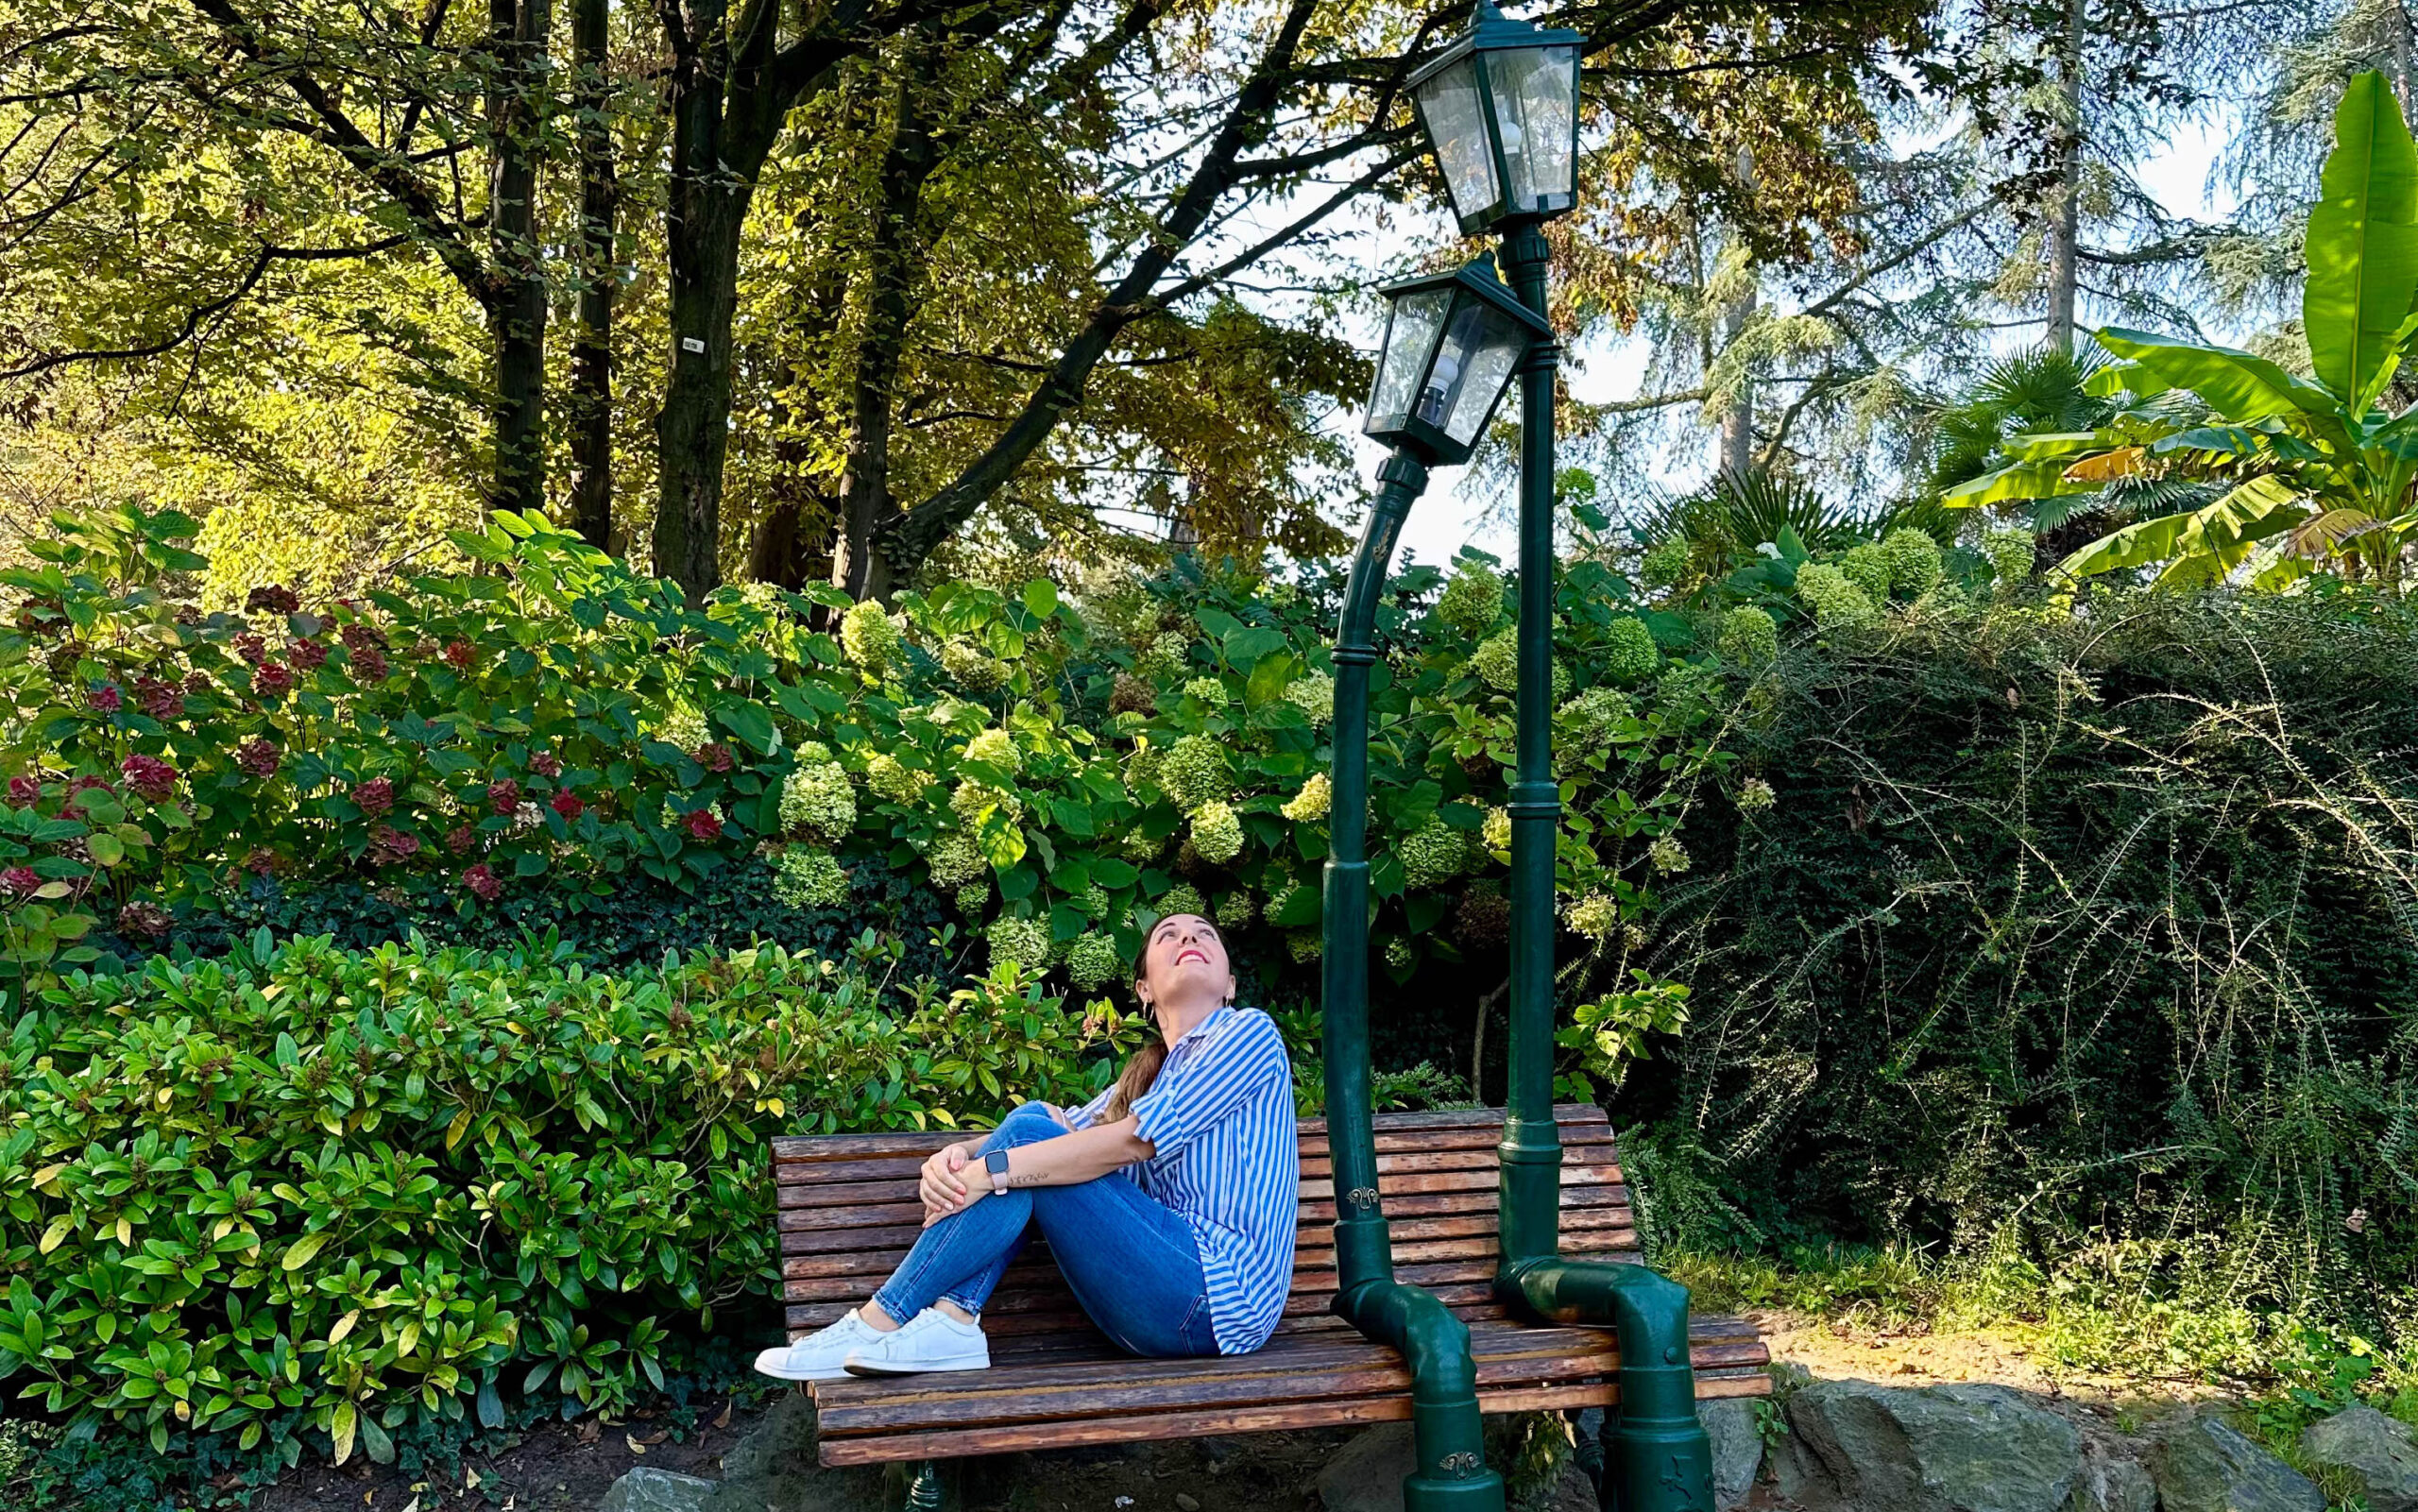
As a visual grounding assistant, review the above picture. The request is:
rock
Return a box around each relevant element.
[1696,1397,1763,1511]
[1776,1379,2083,1512]
[2074,1443,2156,1512]
[1315,1424,1414,1512]
[1175,1496,1202,1512]
[699,1392,893,1512]
[2303,1405,2418,1512]
[2149,1411,2325,1512]
[602,1469,718,1512]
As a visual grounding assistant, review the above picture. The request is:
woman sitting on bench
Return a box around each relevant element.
[756,911,1300,1379]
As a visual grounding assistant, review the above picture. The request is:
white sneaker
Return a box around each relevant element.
[842,1308,991,1376]
[753,1309,885,1382]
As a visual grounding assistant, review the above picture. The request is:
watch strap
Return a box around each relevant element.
[985,1147,1011,1195]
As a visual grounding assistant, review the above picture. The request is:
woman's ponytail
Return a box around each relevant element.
[1102,1034,1168,1124]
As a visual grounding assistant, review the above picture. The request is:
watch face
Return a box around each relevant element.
[986,1150,1011,1175]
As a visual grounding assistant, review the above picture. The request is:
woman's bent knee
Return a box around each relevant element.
[992,1101,1063,1146]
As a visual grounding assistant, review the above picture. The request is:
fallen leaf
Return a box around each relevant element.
[576,1419,602,1446]
[634,1430,668,1447]
[464,1470,482,1491]
[711,1401,732,1430]
[401,1498,422,1512]
[625,1435,647,1456]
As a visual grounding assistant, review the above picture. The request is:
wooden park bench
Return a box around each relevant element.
[770,1101,1769,1472]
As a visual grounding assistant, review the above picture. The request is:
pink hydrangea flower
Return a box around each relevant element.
[87,684,123,714]
[119,754,178,802]
[487,778,519,816]
[234,633,267,667]
[1,866,40,898]
[135,675,184,721]
[370,825,420,864]
[349,645,389,682]
[463,862,502,901]
[531,752,561,779]
[253,662,293,699]
[551,790,585,821]
[7,776,39,807]
[237,739,281,778]
[698,742,736,773]
[290,638,329,671]
[246,585,300,616]
[443,640,476,672]
[447,824,475,857]
[353,776,395,817]
[683,809,724,841]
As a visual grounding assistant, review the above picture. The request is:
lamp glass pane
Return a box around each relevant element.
[1414,59,1499,222]
[1434,299,1526,446]
[1487,44,1578,216]
[1368,287,1451,432]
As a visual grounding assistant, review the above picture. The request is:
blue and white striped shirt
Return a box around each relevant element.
[1067,1005,1298,1353]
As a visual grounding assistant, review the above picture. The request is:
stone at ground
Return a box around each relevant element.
[1696,1396,1763,1511]
[2149,1411,2324,1512]
[2301,1405,2418,1512]
[2074,1442,2156,1512]
[697,1393,892,1512]
[1315,1423,1414,1512]
[601,1469,718,1512]
[1776,1379,2083,1512]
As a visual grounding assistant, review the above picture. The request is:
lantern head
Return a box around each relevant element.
[1363,255,1551,467]
[1407,0,1583,235]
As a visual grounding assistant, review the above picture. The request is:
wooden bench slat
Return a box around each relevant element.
[776,1185,1635,1234]
[770,1103,1611,1162]
[775,1160,1626,1212]
[815,1371,1774,1466]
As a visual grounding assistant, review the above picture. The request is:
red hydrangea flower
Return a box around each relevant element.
[120,754,178,802]
[352,776,395,816]
[682,808,724,841]
[443,640,476,672]
[290,637,329,671]
[697,742,736,773]
[135,675,184,720]
[340,621,385,653]
[184,671,213,695]
[463,862,502,901]
[237,739,281,778]
[246,585,301,616]
[243,846,278,875]
[551,790,585,821]
[487,778,519,816]
[87,684,123,714]
[116,901,173,940]
[531,752,561,779]
[447,824,475,857]
[349,646,389,683]
[234,633,268,667]
[253,663,293,699]
[370,825,420,864]
[7,776,39,807]
[1,866,40,898]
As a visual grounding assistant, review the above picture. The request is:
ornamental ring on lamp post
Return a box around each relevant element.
[1362,256,1552,468]
[1406,0,1583,235]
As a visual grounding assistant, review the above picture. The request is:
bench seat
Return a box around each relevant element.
[771,1103,1769,1466]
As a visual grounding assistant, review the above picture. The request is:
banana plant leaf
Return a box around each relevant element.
[2305,70,2418,410]
[2060,475,2306,580]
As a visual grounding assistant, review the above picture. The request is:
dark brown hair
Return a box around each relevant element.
[1102,914,1229,1122]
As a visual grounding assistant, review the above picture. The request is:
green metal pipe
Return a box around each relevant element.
[1509,1262,1713,1512]
[1495,224,1565,1267]
[1493,229,1714,1512]
[1323,450,1506,1512]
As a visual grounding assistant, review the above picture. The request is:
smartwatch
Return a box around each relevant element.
[985,1148,1012,1196]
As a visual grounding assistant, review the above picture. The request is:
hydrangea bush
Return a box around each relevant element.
[3,505,1741,1088]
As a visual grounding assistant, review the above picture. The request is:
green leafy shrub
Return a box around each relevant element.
[0,933,1139,1466]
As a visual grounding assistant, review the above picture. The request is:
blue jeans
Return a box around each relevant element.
[870,1102,1220,1358]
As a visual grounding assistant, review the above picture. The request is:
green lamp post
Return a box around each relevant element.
[1407,8,1718,1511]
[1323,257,1547,1512]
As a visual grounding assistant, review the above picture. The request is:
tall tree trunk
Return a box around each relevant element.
[832,50,942,603]
[488,0,552,516]
[2045,0,2086,354]
[566,0,618,551]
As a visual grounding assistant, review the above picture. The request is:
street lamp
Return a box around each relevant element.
[1363,257,1551,467]
[1407,0,1582,235]
[1405,8,1719,1512]
[1318,256,1543,1512]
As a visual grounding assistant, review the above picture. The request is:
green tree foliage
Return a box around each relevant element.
[1949,72,2418,588]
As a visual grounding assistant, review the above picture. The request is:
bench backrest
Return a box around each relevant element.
[773,1102,1631,1355]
